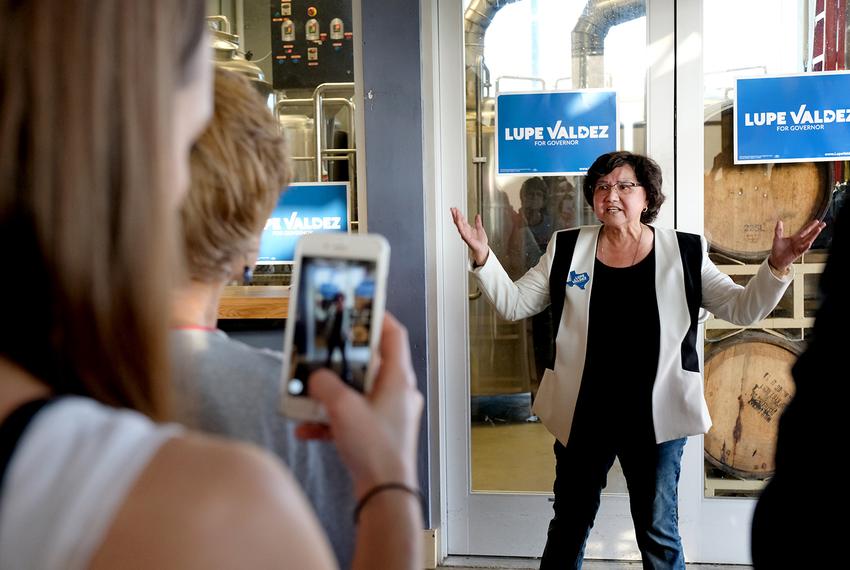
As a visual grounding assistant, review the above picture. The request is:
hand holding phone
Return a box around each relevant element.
[280,232,390,422]
[295,313,423,494]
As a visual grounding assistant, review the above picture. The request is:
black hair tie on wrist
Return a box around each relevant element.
[353,482,421,523]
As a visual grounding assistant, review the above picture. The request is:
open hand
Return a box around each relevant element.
[449,207,489,266]
[768,219,826,272]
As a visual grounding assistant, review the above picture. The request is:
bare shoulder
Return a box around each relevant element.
[89,432,336,570]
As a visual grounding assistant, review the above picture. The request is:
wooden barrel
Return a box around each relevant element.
[704,105,831,262]
[703,332,802,479]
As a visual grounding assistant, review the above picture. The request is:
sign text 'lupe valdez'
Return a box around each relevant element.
[496,90,618,175]
[258,182,349,263]
[503,120,610,145]
[743,104,850,131]
[735,72,850,163]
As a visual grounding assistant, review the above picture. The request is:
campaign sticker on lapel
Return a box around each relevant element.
[566,270,589,290]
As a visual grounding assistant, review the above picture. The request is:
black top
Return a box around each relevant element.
[573,241,660,443]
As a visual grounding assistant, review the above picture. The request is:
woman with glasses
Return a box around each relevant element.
[450,150,823,569]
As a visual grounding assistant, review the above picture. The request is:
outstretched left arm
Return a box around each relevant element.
[768,219,826,274]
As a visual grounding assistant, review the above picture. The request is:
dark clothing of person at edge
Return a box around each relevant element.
[450,150,824,569]
[751,196,848,570]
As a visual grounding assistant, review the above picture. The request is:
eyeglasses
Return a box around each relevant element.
[593,181,642,195]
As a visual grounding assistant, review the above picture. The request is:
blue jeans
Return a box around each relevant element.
[540,434,687,570]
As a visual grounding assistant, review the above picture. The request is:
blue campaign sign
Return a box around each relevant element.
[735,71,850,163]
[258,182,349,263]
[495,90,618,175]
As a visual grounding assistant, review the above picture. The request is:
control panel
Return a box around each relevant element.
[270,1,354,90]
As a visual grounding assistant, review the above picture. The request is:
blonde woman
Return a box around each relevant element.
[0,2,422,569]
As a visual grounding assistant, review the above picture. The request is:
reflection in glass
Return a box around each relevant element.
[702,0,833,499]
[465,0,647,494]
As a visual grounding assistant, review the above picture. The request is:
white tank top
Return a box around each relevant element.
[0,397,180,569]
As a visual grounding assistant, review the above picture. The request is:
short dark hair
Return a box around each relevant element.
[582,151,666,223]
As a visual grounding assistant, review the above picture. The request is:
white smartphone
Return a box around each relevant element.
[280,232,390,422]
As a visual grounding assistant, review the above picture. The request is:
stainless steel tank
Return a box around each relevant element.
[276,84,355,187]
[208,16,275,111]
[278,114,316,183]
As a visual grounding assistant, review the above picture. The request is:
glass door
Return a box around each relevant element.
[438,0,678,559]
[673,0,833,563]
[466,0,649,495]
[436,0,821,563]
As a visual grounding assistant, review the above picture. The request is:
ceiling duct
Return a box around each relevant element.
[572,0,645,88]
[464,0,521,108]
[463,0,646,106]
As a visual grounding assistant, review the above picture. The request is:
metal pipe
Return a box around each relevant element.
[463,1,522,301]
[312,83,355,181]
[290,155,354,161]
[277,97,354,116]
[275,98,315,115]
[463,0,645,97]
[469,55,491,301]
[235,0,245,49]
[494,75,546,92]
[278,92,355,181]
[474,55,485,218]
[314,94,324,180]
[276,83,357,226]
[803,0,811,70]
[464,0,522,110]
[312,82,356,96]
[572,0,645,88]
[206,15,230,34]
[553,77,572,89]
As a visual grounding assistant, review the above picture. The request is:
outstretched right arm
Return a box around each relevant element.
[450,207,552,321]
[450,207,489,266]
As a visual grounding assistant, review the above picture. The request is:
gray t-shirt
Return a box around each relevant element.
[169,329,354,569]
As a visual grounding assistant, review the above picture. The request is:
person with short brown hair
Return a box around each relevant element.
[179,68,289,284]
[170,67,356,567]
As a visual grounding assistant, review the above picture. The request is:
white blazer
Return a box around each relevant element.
[472,225,793,445]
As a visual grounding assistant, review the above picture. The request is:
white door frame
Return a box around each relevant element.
[675,0,759,563]
[423,0,756,563]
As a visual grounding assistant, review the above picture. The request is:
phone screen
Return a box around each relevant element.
[286,256,377,398]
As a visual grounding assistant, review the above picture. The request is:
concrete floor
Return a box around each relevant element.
[471,422,629,493]
[462,422,758,568]
[438,556,750,569]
